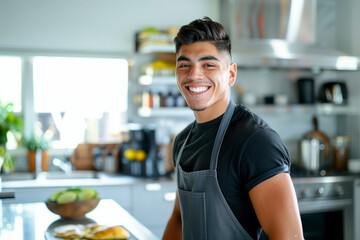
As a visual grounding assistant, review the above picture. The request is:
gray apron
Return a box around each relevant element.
[176,102,254,240]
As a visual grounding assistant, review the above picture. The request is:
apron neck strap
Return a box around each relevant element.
[175,101,235,170]
[209,101,235,170]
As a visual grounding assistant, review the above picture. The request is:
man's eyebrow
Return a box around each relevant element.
[177,55,219,62]
[199,55,219,61]
[177,56,190,62]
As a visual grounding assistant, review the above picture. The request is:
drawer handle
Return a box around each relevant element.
[164,192,176,201]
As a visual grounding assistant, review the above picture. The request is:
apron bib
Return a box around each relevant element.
[176,102,253,240]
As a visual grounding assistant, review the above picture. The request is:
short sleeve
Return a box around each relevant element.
[240,129,291,192]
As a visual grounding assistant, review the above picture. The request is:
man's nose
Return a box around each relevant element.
[188,65,203,79]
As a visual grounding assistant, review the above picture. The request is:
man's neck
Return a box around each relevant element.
[193,98,230,123]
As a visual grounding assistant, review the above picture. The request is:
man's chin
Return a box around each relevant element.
[190,106,207,112]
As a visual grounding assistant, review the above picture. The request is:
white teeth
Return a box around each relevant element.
[189,86,208,93]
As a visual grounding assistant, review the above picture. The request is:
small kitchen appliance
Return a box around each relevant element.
[297,77,315,104]
[299,137,326,174]
[318,81,347,104]
[298,116,331,175]
[118,126,159,177]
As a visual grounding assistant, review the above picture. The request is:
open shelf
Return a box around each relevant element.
[139,75,176,85]
[138,43,175,54]
[248,104,358,115]
[138,107,193,118]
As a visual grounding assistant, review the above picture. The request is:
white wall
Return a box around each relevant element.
[0,0,219,53]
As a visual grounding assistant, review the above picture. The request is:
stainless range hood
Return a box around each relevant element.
[220,0,359,70]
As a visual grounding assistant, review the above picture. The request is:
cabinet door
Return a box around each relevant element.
[5,187,65,203]
[5,185,131,211]
[355,179,360,240]
[132,181,176,237]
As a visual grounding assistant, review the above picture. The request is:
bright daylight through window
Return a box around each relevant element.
[0,56,22,150]
[0,57,22,112]
[33,57,128,149]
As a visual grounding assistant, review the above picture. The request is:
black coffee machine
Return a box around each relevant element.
[119,126,159,177]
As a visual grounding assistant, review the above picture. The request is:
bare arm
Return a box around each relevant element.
[249,172,304,240]
[162,192,182,240]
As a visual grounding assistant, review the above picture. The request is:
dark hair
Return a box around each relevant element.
[174,17,231,58]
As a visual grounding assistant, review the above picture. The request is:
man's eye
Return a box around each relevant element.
[178,64,189,68]
[204,64,215,67]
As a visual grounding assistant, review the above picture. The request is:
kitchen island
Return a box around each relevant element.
[1,172,177,238]
[0,199,159,240]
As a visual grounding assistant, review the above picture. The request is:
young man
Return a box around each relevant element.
[162,17,304,240]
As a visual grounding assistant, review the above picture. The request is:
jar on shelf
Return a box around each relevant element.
[332,136,350,171]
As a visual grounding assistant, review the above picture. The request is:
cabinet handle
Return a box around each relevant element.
[145,183,161,191]
[164,192,176,202]
[0,192,15,199]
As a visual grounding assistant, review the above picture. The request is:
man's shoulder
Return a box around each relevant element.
[231,104,269,130]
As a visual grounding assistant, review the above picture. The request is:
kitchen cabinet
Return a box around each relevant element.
[355,178,360,240]
[4,185,132,211]
[132,181,176,238]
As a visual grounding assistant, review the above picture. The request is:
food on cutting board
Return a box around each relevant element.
[52,224,130,240]
[48,187,100,204]
[52,224,86,239]
[88,226,131,240]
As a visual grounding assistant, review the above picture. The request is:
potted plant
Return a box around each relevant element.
[25,135,50,172]
[0,101,22,173]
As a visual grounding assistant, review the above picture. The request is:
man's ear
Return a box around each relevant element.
[229,62,237,86]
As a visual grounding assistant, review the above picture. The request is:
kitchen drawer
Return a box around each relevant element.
[132,181,176,227]
[5,187,66,203]
[4,185,132,210]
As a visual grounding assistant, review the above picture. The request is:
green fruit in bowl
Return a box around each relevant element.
[49,190,64,203]
[48,187,99,204]
[56,191,77,204]
[78,188,97,200]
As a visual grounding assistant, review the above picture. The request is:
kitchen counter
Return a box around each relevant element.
[0,199,159,240]
[1,171,174,189]
[1,172,143,189]
[0,172,177,238]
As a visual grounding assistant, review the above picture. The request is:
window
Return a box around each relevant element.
[0,56,22,149]
[0,56,22,112]
[33,57,128,148]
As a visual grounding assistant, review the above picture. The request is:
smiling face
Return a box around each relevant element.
[176,41,237,122]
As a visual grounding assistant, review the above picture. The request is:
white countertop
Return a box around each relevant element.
[0,199,159,240]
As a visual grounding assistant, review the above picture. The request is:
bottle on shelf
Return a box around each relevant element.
[152,92,161,108]
[175,92,186,107]
[142,91,153,108]
[165,91,176,107]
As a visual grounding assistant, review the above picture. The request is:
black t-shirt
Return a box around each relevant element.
[173,104,290,239]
